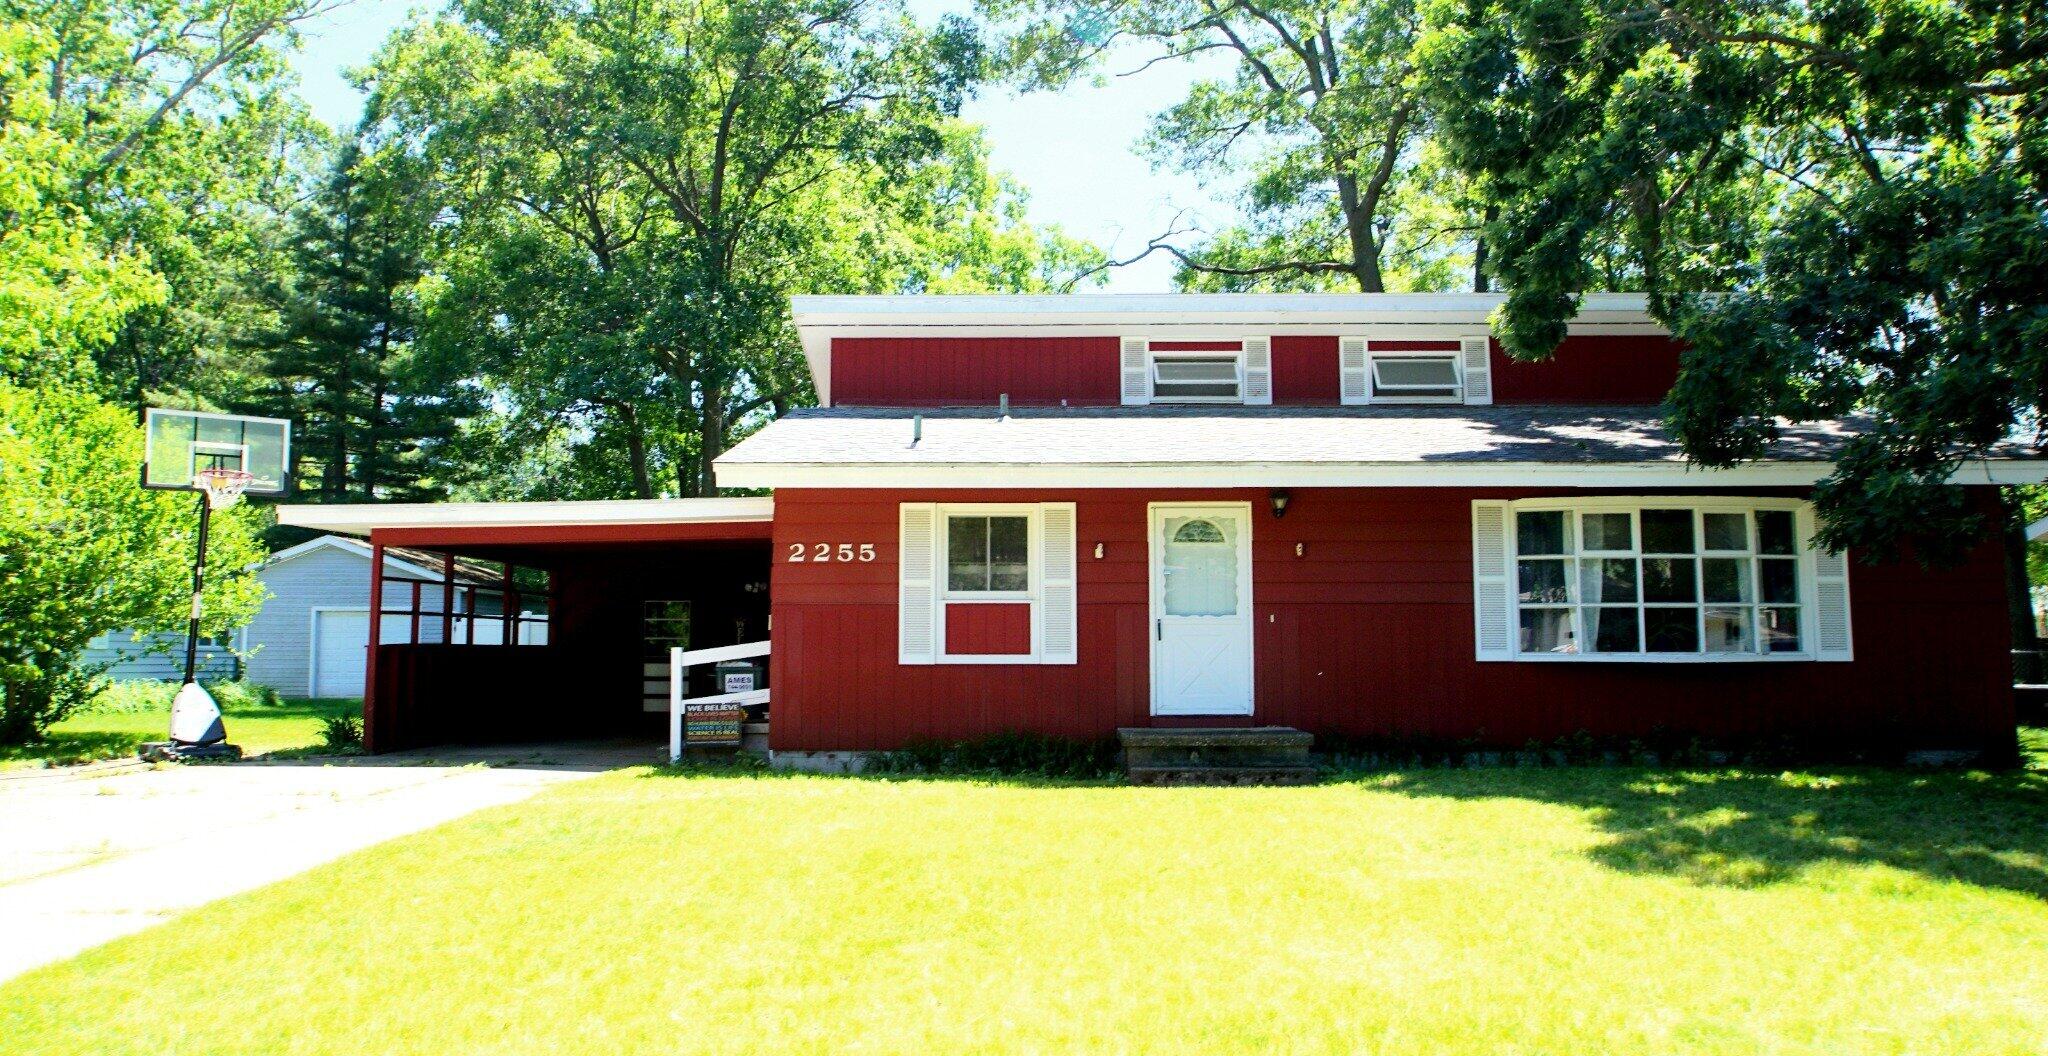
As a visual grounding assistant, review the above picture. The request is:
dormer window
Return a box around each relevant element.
[1370,352,1462,402]
[1120,338,1273,406]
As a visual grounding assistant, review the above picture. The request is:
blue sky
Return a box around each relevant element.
[286,0,1243,291]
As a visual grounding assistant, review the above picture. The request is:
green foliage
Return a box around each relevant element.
[0,383,265,743]
[318,711,364,753]
[1418,0,2048,560]
[867,730,1121,778]
[989,0,1473,292]
[86,679,283,714]
[373,0,1100,500]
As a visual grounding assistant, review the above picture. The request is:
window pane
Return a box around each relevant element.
[947,516,989,591]
[1518,559,1570,604]
[988,516,1030,592]
[1701,558,1752,603]
[1642,558,1697,602]
[1154,357,1240,400]
[1163,515,1237,616]
[1579,558,1637,603]
[1644,608,1701,652]
[1759,558,1799,603]
[1761,607,1803,652]
[1581,513,1632,551]
[1704,608,1754,652]
[1373,356,1459,389]
[1756,510,1796,555]
[1641,509,1696,553]
[1587,608,1641,653]
[1702,512,1748,552]
[1519,609,1576,653]
[1516,511,1568,555]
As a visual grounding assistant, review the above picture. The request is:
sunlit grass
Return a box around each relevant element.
[4,757,2046,1055]
[0,698,357,769]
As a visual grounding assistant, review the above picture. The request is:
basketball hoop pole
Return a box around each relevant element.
[181,491,211,686]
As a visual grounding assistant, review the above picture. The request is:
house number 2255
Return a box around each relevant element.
[787,542,876,563]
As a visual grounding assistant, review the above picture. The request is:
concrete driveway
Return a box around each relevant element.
[0,740,654,983]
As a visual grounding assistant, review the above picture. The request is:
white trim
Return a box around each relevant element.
[1147,502,1255,716]
[935,503,1044,663]
[276,496,775,536]
[718,458,2048,490]
[792,293,1672,406]
[1490,496,1836,663]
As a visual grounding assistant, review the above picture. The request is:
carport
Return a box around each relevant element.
[276,499,774,754]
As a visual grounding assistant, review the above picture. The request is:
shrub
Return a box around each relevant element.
[83,679,281,714]
[319,713,365,753]
[867,731,1121,779]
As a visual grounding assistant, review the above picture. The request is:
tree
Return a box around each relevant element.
[249,142,480,504]
[372,0,1099,499]
[0,382,265,743]
[993,0,1472,291]
[1419,0,2047,561]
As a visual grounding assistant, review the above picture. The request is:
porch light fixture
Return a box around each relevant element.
[1093,542,1104,559]
[1269,489,1291,519]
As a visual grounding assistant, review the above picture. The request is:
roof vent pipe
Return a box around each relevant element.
[911,415,922,447]
[999,393,1009,420]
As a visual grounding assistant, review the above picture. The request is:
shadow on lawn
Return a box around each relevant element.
[1374,764,2048,898]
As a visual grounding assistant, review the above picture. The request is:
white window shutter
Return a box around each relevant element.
[1120,338,1150,405]
[1471,501,1513,660]
[1461,336,1493,405]
[1242,338,1272,405]
[1340,337,1368,405]
[1038,503,1079,664]
[898,503,938,665]
[1811,547,1853,662]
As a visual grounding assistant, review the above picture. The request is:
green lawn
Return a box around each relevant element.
[4,757,2047,1054]
[0,697,358,769]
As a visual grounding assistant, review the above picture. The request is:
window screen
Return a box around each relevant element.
[1152,355,1241,401]
[947,515,1030,593]
[1370,354,1460,400]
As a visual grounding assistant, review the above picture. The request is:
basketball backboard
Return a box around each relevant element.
[142,408,291,496]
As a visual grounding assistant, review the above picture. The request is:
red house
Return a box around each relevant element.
[279,294,2048,765]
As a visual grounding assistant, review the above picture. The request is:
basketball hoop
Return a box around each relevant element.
[194,467,255,509]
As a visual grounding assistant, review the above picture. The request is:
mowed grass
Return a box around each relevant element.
[0,698,357,769]
[5,759,2048,1055]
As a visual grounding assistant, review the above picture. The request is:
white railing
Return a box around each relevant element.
[669,640,770,762]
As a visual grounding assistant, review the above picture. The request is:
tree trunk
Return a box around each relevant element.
[697,383,726,497]
[615,401,653,499]
[1474,205,1497,293]
[2001,487,2039,682]
[1333,173,1385,293]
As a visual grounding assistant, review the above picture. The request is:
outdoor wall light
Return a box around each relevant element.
[1295,542,1305,558]
[1093,542,1104,559]
[1269,489,1292,519]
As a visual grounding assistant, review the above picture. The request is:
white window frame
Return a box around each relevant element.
[1366,347,1463,404]
[1148,341,1246,405]
[1499,496,1832,663]
[936,503,1043,664]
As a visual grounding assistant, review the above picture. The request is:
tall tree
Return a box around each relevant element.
[372,0,1100,499]
[993,0,1470,291]
[1420,0,2047,561]
[250,143,478,504]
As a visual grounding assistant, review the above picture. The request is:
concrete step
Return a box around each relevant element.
[1118,727,1315,785]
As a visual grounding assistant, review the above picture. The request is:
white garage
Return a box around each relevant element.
[308,609,414,698]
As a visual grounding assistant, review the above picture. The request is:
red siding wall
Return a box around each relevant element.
[770,487,2014,753]
[1492,335,1682,404]
[830,334,1685,407]
[832,337,1120,406]
[944,603,1032,655]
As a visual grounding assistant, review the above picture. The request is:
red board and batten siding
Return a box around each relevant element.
[770,486,2014,753]
[829,335,1680,406]
[944,603,1033,655]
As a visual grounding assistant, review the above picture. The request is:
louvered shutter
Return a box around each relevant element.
[1120,338,1150,405]
[1461,336,1493,405]
[1810,537,1853,662]
[1038,503,1079,664]
[1340,337,1368,405]
[1471,501,1513,660]
[1242,338,1272,405]
[898,503,938,664]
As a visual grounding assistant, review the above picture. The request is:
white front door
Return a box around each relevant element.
[1149,504,1254,716]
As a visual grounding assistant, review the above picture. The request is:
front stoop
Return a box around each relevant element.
[1119,727,1317,785]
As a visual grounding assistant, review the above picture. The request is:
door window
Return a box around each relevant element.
[1162,516,1239,617]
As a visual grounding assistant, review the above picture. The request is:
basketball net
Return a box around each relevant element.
[194,467,255,510]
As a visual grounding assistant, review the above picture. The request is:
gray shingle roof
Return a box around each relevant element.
[716,404,1969,469]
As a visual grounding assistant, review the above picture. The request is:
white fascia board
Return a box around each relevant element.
[276,496,776,536]
[716,459,2048,491]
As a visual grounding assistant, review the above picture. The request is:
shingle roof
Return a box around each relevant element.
[720,405,1866,467]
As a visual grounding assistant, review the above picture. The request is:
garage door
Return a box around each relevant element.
[311,611,409,698]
